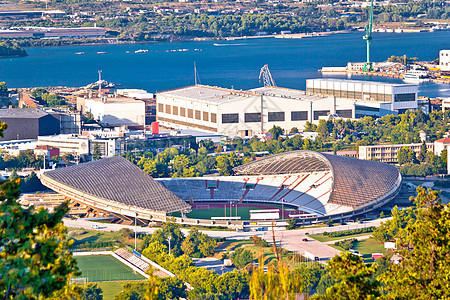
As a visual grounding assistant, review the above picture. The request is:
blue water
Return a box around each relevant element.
[0,31,449,97]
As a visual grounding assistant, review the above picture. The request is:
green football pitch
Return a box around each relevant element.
[76,255,145,282]
[172,203,295,220]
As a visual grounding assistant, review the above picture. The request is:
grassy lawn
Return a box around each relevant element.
[76,255,145,282]
[96,281,127,300]
[67,228,142,250]
[309,232,373,243]
[354,238,386,255]
[330,238,386,262]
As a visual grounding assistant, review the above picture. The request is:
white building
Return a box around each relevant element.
[439,50,450,72]
[79,96,146,127]
[37,134,90,157]
[306,78,418,115]
[156,85,357,137]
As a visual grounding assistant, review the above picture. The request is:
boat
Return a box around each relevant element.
[135,49,148,53]
[403,70,430,83]
[97,51,107,54]
[75,52,85,55]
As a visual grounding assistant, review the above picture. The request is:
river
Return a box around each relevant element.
[0,31,449,97]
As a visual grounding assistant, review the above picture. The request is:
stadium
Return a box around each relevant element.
[40,150,402,228]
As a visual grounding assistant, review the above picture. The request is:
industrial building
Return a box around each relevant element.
[0,108,60,141]
[156,85,357,137]
[0,10,65,20]
[77,95,146,127]
[306,78,418,115]
[440,50,450,72]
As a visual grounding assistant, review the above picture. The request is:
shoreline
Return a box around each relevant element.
[19,29,353,49]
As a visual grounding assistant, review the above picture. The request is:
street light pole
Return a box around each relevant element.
[134,210,137,251]
[168,236,172,257]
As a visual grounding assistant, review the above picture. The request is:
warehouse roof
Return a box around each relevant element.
[157,85,259,104]
[249,86,331,102]
[42,156,191,213]
[233,150,401,208]
[0,108,48,118]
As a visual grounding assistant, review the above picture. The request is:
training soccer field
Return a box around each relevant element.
[76,255,145,282]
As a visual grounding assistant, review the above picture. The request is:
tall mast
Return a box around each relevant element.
[194,62,197,85]
[363,0,374,72]
[98,70,102,97]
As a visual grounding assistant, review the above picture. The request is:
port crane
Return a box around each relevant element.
[362,0,374,72]
[259,64,276,87]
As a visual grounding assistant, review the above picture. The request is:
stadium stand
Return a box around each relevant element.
[40,156,191,222]
[41,150,401,223]
[158,150,402,220]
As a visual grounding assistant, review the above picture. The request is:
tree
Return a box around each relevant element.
[92,142,102,160]
[81,283,103,300]
[269,125,284,140]
[231,248,253,269]
[372,205,415,243]
[417,140,428,163]
[0,172,79,298]
[380,187,450,299]
[159,277,187,300]
[314,252,379,300]
[290,127,299,134]
[397,146,417,165]
[250,259,309,300]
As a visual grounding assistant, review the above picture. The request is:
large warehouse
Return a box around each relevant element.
[156,85,357,137]
[306,78,418,115]
[41,151,402,226]
[0,108,60,141]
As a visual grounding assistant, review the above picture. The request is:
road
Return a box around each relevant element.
[64,218,388,262]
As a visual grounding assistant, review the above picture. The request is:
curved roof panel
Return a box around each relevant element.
[234,150,401,209]
[233,151,331,175]
[42,156,190,213]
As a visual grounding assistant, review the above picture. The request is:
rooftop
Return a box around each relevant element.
[157,85,259,104]
[85,96,143,104]
[0,108,48,118]
[307,78,418,88]
[233,150,401,208]
[42,156,190,213]
[250,86,329,102]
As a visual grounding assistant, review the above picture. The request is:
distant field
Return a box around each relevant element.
[96,281,126,300]
[172,202,296,220]
[76,255,145,282]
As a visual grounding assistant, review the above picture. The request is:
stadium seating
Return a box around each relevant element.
[157,171,339,216]
[114,249,150,272]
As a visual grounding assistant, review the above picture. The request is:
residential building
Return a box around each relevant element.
[358,143,434,163]
[439,50,450,72]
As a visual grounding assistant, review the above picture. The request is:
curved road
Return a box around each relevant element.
[64,218,388,261]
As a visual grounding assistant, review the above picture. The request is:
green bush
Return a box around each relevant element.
[323,227,376,238]
[192,252,203,258]
[334,238,357,250]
